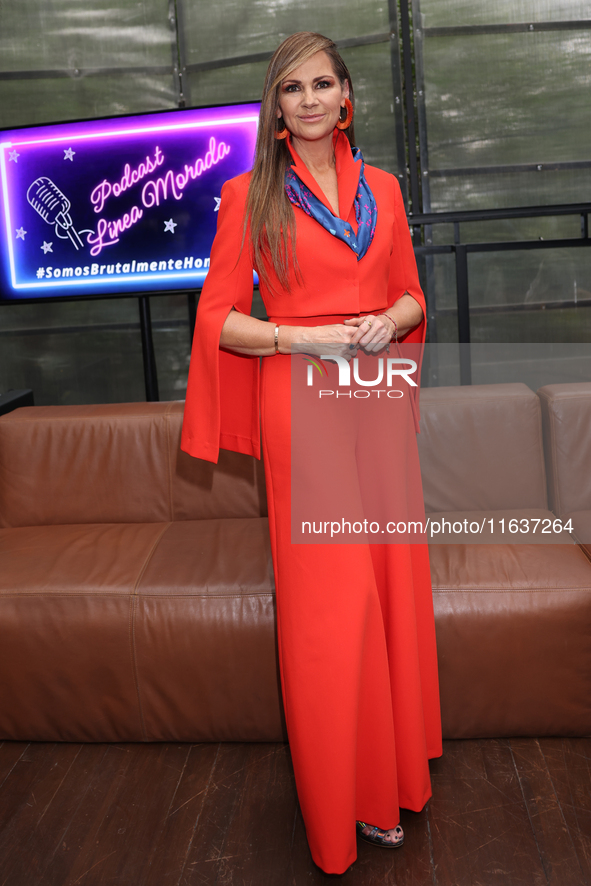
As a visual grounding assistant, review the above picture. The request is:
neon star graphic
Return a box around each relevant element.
[64,147,75,161]
[164,218,177,233]
[41,241,53,254]
[214,197,221,211]
[8,150,19,163]
[16,227,27,240]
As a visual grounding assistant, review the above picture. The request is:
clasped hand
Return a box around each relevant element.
[344,314,394,352]
[296,314,394,360]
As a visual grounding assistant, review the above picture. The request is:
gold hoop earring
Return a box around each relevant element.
[336,98,353,130]
[274,118,289,140]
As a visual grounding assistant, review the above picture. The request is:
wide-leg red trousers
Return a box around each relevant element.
[260,325,442,875]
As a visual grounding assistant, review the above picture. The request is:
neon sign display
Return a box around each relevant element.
[0,104,260,301]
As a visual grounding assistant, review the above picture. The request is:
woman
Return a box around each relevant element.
[181,32,442,875]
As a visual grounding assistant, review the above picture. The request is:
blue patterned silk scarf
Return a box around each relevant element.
[284,146,377,261]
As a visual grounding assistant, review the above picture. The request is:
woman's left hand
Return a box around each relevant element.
[344,314,394,352]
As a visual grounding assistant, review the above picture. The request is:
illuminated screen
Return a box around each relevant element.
[0,103,260,302]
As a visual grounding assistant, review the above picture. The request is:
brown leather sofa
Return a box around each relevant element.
[0,385,590,743]
[419,383,591,738]
[0,403,281,743]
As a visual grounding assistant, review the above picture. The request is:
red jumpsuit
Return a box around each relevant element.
[181,131,442,874]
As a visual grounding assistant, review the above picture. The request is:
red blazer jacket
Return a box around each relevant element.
[181,131,426,464]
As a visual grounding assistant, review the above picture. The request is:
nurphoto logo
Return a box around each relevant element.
[303,354,418,398]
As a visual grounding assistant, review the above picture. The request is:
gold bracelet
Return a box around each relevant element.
[274,325,280,354]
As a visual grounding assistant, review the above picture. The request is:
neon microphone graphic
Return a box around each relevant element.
[26,177,84,250]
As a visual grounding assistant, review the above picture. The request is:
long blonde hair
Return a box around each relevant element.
[246,32,355,293]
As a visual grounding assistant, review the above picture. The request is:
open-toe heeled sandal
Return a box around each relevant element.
[356,821,405,849]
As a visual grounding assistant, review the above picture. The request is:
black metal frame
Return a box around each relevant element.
[398,0,420,219]
[412,203,591,383]
[386,0,408,205]
[424,20,591,38]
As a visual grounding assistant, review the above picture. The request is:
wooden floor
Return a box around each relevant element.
[0,737,590,886]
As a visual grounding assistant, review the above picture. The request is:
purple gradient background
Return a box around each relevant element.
[0,104,260,301]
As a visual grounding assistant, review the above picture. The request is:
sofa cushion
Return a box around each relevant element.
[0,403,266,527]
[418,384,548,513]
[0,518,283,742]
[430,542,591,738]
[538,383,591,518]
[133,519,283,743]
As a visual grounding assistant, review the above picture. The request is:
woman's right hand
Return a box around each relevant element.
[220,311,359,358]
[286,323,358,359]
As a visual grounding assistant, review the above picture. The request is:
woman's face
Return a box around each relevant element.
[277,50,349,143]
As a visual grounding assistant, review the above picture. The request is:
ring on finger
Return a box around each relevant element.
[365,318,372,327]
